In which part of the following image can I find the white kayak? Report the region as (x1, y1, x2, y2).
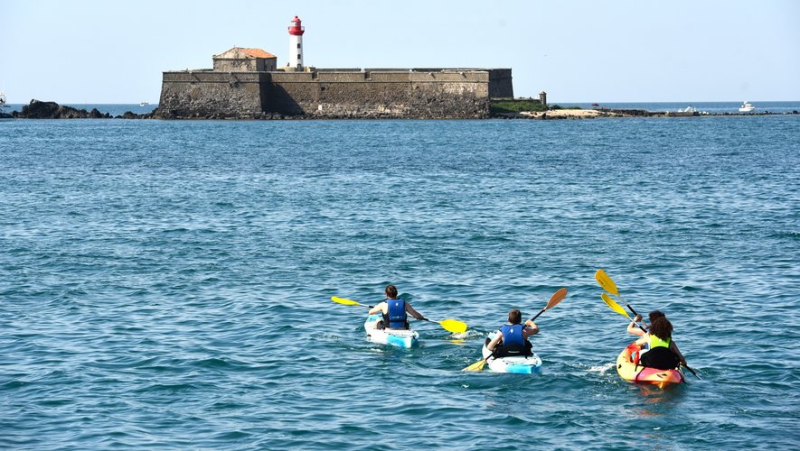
(364, 314, 419, 348)
(481, 331, 542, 374)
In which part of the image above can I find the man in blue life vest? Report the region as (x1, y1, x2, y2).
(367, 285, 427, 330)
(486, 309, 538, 357)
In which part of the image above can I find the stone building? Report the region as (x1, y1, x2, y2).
(212, 47, 277, 72)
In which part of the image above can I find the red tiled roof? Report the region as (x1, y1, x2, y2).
(215, 47, 277, 59)
(240, 48, 276, 59)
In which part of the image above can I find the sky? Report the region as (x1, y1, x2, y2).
(1, 0, 798, 104)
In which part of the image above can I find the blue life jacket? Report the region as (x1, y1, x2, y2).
(387, 299, 408, 329)
(496, 324, 532, 357)
(500, 324, 526, 347)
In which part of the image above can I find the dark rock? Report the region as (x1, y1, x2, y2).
(88, 108, 111, 118)
(16, 100, 59, 118)
(14, 99, 112, 119)
(117, 111, 148, 119)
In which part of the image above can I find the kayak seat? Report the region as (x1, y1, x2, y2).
(639, 347, 680, 370)
(485, 336, 533, 357)
(495, 342, 533, 358)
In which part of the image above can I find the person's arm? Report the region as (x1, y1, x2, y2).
(405, 303, 426, 321)
(635, 335, 648, 345)
(671, 341, 687, 367)
(523, 320, 539, 338)
(627, 314, 646, 336)
(487, 333, 503, 352)
(368, 302, 386, 316)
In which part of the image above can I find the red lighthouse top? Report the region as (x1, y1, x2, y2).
(288, 16, 305, 36)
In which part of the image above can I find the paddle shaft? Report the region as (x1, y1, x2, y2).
(631, 317, 648, 333)
(614, 298, 648, 334)
(618, 294, 640, 318)
(530, 308, 547, 322)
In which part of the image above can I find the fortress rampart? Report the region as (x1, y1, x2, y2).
(155, 68, 513, 119)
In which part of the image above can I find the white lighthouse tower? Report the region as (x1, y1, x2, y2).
(288, 16, 305, 70)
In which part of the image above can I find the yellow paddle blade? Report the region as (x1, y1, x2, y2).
(595, 269, 620, 296)
(462, 358, 487, 372)
(438, 319, 468, 334)
(601, 293, 630, 318)
(331, 296, 364, 307)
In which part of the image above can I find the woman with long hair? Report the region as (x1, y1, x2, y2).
(634, 316, 687, 370)
(627, 310, 666, 337)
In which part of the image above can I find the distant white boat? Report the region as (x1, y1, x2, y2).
(140, 101, 150, 107)
(679, 105, 698, 113)
(739, 101, 755, 113)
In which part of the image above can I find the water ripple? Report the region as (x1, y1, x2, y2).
(0, 117, 798, 449)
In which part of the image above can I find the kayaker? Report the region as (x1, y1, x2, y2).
(634, 316, 687, 370)
(486, 309, 538, 357)
(627, 310, 666, 337)
(368, 284, 427, 330)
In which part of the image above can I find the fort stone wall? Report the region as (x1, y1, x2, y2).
(488, 69, 514, 98)
(154, 68, 512, 119)
(265, 70, 494, 118)
(156, 71, 268, 119)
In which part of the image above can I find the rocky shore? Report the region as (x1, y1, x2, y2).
(8, 100, 152, 119)
(4, 100, 797, 120)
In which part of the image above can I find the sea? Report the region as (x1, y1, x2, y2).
(1, 102, 798, 450)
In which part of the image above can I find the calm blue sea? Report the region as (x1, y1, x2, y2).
(1, 111, 799, 449)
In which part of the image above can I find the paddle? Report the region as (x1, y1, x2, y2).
(463, 288, 568, 372)
(421, 318, 468, 334)
(331, 296, 372, 309)
(601, 293, 647, 333)
(595, 269, 640, 318)
(682, 363, 700, 378)
(330, 296, 468, 334)
(595, 273, 700, 379)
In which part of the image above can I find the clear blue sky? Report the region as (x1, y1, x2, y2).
(1, 0, 798, 104)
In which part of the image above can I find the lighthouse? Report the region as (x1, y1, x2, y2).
(288, 16, 305, 70)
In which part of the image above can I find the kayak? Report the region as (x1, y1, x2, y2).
(481, 332, 542, 374)
(616, 342, 685, 388)
(364, 314, 419, 348)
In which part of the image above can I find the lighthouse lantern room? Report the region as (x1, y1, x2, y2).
(288, 16, 305, 70)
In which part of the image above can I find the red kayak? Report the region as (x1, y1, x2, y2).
(616, 342, 686, 388)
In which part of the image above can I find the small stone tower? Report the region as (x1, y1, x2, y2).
(288, 16, 305, 70)
(539, 91, 547, 108)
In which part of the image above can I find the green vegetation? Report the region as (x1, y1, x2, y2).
(490, 99, 582, 114)
(490, 99, 545, 114)
(548, 105, 582, 110)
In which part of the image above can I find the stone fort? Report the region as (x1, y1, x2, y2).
(154, 17, 513, 119)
